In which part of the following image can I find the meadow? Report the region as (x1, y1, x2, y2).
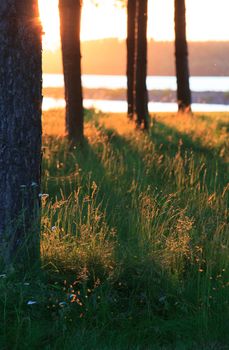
(0, 110, 228, 349)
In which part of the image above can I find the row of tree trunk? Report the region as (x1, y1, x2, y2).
(59, 0, 192, 137)
(59, 0, 83, 143)
(127, 0, 191, 130)
(0, 0, 192, 270)
(127, 0, 149, 130)
(174, 0, 192, 112)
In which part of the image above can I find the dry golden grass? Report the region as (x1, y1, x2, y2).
(154, 112, 229, 149)
(42, 109, 66, 136)
(43, 109, 229, 140)
(42, 110, 228, 166)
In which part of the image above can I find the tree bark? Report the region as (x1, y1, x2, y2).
(135, 0, 149, 130)
(59, 0, 84, 143)
(127, 0, 137, 120)
(174, 0, 192, 112)
(0, 0, 42, 270)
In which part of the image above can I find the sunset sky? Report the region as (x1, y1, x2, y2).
(38, 0, 229, 51)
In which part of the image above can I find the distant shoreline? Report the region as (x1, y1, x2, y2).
(43, 87, 229, 106)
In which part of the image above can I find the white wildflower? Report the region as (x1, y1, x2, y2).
(27, 300, 37, 305)
(38, 193, 49, 199)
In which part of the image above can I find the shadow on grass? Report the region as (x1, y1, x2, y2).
(38, 119, 229, 348)
(99, 121, 227, 193)
(42, 117, 227, 259)
(152, 120, 228, 188)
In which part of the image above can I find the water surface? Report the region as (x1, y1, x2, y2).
(43, 74, 229, 92)
(43, 97, 229, 113)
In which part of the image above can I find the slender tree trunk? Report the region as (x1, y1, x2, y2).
(174, 0, 192, 112)
(135, 0, 149, 130)
(0, 0, 42, 270)
(59, 0, 84, 143)
(127, 0, 137, 119)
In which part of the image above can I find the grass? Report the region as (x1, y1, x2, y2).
(0, 110, 228, 349)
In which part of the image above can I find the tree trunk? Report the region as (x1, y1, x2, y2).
(59, 0, 84, 143)
(127, 0, 137, 120)
(174, 0, 192, 112)
(0, 0, 42, 270)
(135, 0, 149, 130)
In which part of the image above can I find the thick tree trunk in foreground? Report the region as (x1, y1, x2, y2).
(174, 0, 192, 112)
(0, 0, 42, 269)
(59, 0, 84, 143)
(127, 0, 137, 119)
(135, 0, 149, 130)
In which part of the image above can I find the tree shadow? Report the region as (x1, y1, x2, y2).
(42, 136, 181, 325)
(98, 123, 227, 196)
(150, 120, 228, 190)
(40, 121, 229, 345)
(42, 118, 227, 251)
(93, 121, 228, 252)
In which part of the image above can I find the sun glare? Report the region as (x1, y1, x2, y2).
(38, 0, 126, 50)
(38, 0, 60, 51)
(38, 0, 229, 51)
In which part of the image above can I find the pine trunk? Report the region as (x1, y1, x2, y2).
(174, 0, 192, 112)
(0, 0, 42, 269)
(59, 0, 84, 143)
(127, 0, 137, 119)
(135, 0, 149, 130)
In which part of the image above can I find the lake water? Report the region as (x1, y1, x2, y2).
(43, 74, 229, 92)
(43, 74, 229, 112)
(43, 97, 229, 113)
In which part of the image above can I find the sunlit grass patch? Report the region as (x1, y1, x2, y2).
(1, 110, 228, 349)
(41, 189, 116, 279)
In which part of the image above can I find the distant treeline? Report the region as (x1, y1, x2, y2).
(43, 39, 229, 76)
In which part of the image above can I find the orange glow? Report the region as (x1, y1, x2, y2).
(38, 0, 126, 50)
(38, 0, 60, 51)
(38, 0, 229, 51)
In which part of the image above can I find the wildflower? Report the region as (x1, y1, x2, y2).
(69, 294, 77, 302)
(159, 295, 167, 303)
(27, 300, 37, 305)
(51, 226, 57, 231)
(76, 299, 83, 306)
(59, 301, 67, 307)
(39, 193, 49, 199)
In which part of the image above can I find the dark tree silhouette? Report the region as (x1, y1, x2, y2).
(135, 0, 149, 129)
(59, 0, 84, 142)
(174, 0, 192, 112)
(0, 0, 42, 269)
(127, 0, 137, 119)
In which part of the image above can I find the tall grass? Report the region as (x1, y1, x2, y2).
(0, 111, 228, 349)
